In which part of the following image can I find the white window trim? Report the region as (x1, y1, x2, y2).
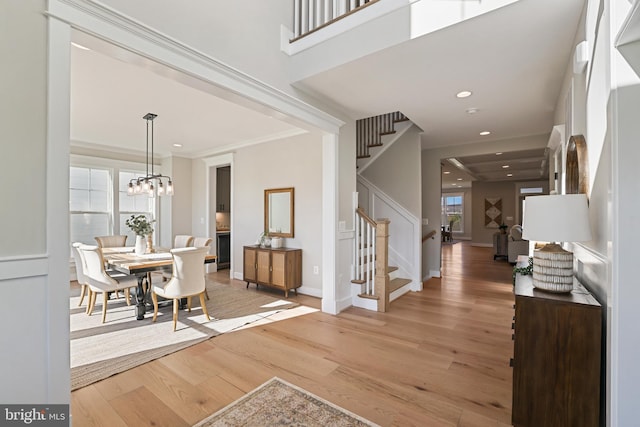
(442, 191, 465, 234)
(70, 154, 158, 237)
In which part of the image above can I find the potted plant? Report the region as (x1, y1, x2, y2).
(125, 214, 155, 255)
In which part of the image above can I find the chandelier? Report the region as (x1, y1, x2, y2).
(127, 113, 174, 197)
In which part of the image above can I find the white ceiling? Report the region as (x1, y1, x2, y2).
(70, 44, 305, 159)
(70, 0, 585, 179)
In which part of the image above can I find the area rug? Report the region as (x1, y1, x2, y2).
(70, 281, 299, 390)
(194, 377, 379, 427)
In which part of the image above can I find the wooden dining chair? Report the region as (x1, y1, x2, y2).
(151, 246, 211, 331)
(79, 245, 138, 323)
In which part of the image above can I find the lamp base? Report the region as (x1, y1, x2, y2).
(532, 244, 574, 293)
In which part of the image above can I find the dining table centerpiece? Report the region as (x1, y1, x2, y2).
(125, 214, 156, 255)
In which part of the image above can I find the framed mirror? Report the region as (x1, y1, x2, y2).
(264, 187, 294, 238)
(566, 135, 589, 196)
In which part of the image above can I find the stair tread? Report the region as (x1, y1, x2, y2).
(358, 293, 379, 300)
(389, 277, 411, 293)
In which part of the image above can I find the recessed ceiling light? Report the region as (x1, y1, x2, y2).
(457, 178, 463, 181)
(496, 152, 503, 155)
(443, 171, 451, 174)
(71, 42, 90, 50)
(451, 183, 457, 186)
(456, 90, 472, 98)
(466, 108, 479, 114)
(480, 131, 491, 136)
(172, 143, 183, 148)
(507, 173, 513, 177)
(502, 165, 510, 169)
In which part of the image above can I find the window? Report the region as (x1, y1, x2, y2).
(118, 170, 154, 244)
(69, 163, 155, 246)
(441, 193, 464, 233)
(70, 166, 110, 245)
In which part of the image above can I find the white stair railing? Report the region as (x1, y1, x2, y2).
(292, 0, 377, 40)
(354, 207, 376, 296)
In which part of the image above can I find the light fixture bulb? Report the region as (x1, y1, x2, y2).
(134, 181, 142, 194)
(148, 183, 155, 198)
(142, 180, 150, 192)
(157, 180, 164, 195)
(127, 182, 134, 195)
(166, 180, 174, 196)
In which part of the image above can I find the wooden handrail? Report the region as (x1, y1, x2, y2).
(422, 230, 436, 242)
(356, 207, 377, 228)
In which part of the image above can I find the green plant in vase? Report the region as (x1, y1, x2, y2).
(126, 214, 155, 254)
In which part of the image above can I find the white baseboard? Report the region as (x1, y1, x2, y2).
(297, 286, 322, 298)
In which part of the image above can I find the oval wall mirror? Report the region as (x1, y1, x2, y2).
(264, 187, 294, 238)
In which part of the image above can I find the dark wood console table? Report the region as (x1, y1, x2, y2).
(512, 272, 602, 426)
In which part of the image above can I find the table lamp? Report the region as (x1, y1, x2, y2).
(522, 193, 592, 293)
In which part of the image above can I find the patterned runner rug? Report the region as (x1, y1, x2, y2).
(194, 377, 379, 427)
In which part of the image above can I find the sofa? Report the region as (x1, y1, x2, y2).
(508, 225, 530, 263)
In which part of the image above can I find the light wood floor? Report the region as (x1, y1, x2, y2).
(71, 242, 515, 426)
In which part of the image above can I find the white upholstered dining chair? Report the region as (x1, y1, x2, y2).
(79, 244, 138, 323)
(95, 235, 128, 248)
(71, 242, 90, 307)
(191, 237, 213, 248)
(162, 235, 196, 282)
(173, 235, 194, 248)
(151, 246, 211, 331)
(191, 237, 213, 299)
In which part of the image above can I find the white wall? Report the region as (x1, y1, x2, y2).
(99, 0, 296, 98)
(471, 181, 517, 245)
(231, 132, 324, 296)
(360, 125, 422, 217)
(548, 0, 640, 424)
(0, 0, 70, 404)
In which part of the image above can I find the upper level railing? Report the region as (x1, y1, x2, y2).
(291, 0, 379, 41)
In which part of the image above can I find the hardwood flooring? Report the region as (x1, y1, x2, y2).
(70, 242, 515, 426)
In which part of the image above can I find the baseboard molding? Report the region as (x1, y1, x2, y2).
(297, 286, 322, 299)
(470, 243, 493, 248)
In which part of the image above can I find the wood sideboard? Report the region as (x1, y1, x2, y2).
(512, 273, 602, 427)
(243, 245, 302, 297)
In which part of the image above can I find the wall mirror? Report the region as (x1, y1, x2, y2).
(566, 134, 589, 196)
(264, 187, 294, 238)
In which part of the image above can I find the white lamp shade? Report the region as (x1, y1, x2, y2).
(522, 194, 592, 243)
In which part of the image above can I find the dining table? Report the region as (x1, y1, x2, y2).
(102, 247, 216, 320)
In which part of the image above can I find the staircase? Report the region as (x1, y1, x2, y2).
(356, 111, 409, 170)
(352, 208, 412, 312)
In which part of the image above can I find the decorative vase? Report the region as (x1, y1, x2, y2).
(135, 235, 146, 255)
(146, 234, 154, 253)
(271, 237, 282, 249)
